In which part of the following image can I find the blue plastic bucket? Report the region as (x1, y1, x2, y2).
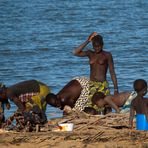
(136, 114, 148, 130)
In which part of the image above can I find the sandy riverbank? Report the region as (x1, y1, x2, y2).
(0, 112, 148, 148)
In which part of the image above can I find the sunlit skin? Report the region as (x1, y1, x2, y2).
(73, 32, 118, 95)
(46, 79, 131, 114)
(93, 92, 131, 113)
(93, 41, 102, 54)
(129, 79, 148, 129)
(95, 99, 106, 108)
(46, 80, 82, 110)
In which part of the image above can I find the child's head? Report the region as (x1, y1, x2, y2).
(133, 79, 147, 96)
(92, 92, 106, 107)
(83, 107, 98, 115)
(46, 93, 61, 108)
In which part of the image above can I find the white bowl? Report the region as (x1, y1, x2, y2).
(58, 123, 74, 131)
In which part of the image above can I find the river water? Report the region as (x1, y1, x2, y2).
(0, 0, 148, 119)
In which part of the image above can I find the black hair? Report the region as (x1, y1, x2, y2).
(91, 92, 105, 105)
(83, 107, 98, 115)
(133, 79, 147, 93)
(92, 35, 104, 47)
(46, 93, 59, 107)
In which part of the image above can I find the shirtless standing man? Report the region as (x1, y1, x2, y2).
(73, 32, 119, 111)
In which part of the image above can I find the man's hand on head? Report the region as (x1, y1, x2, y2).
(88, 32, 97, 42)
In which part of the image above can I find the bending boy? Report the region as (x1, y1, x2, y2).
(91, 91, 137, 113)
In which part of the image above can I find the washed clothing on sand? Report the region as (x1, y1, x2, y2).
(4, 106, 47, 132)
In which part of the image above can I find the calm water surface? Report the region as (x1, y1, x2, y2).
(0, 0, 148, 119)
